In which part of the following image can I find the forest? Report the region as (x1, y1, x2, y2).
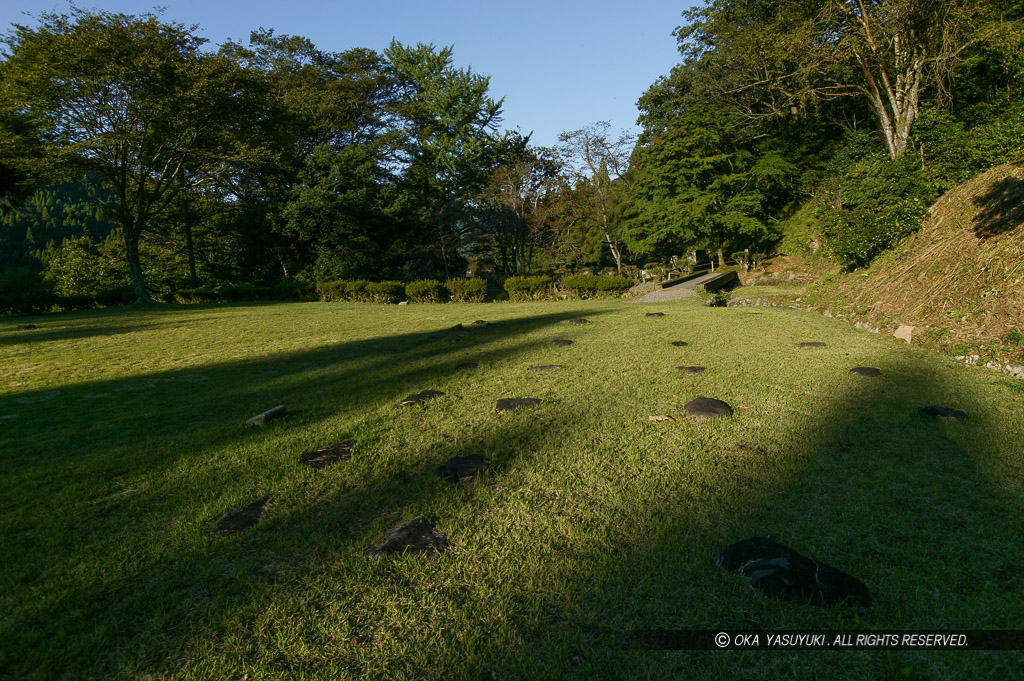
(1, 1, 1023, 312)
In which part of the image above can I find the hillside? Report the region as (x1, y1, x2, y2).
(809, 161, 1024, 366)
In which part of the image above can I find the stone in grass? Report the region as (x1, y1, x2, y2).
(649, 415, 675, 422)
(670, 341, 689, 347)
(560, 318, 591, 325)
(367, 516, 448, 558)
(676, 366, 706, 374)
(646, 312, 665, 317)
(681, 397, 733, 419)
(528, 365, 561, 371)
(456, 362, 479, 370)
(798, 342, 827, 348)
(448, 323, 464, 332)
(471, 320, 488, 326)
(212, 494, 272, 535)
(395, 390, 445, 408)
(918, 405, 967, 420)
(715, 536, 876, 611)
(300, 439, 355, 469)
(552, 339, 573, 346)
(247, 405, 286, 426)
(850, 367, 882, 377)
(496, 397, 542, 411)
(17, 324, 38, 330)
(435, 454, 489, 483)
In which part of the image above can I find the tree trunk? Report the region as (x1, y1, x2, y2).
(717, 245, 725, 269)
(123, 228, 152, 303)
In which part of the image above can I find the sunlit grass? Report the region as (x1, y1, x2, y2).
(1, 299, 1022, 680)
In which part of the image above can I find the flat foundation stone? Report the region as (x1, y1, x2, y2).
(798, 342, 827, 348)
(918, 405, 967, 419)
(435, 454, 489, 483)
(496, 398, 542, 411)
(300, 439, 355, 469)
(367, 516, 448, 558)
(213, 494, 272, 535)
(552, 339, 573, 346)
(395, 390, 445, 408)
(715, 537, 876, 610)
(247, 405, 286, 426)
(16, 324, 38, 330)
(560, 318, 591, 325)
(648, 415, 675, 422)
(471, 320, 488, 325)
(528, 365, 561, 371)
(646, 312, 665, 317)
(681, 397, 733, 419)
(676, 366, 706, 374)
(456, 362, 480, 370)
(850, 367, 882, 376)
(670, 341, 689, 347)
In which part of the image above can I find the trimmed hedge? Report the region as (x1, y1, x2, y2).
(316, 280, 346, 302)
(366, 281, 405, 304)
(405, 279, 447, 303)
(446, 278, 486, 302)
(561, 273, 633, 297)
(505, 275, 552, 301)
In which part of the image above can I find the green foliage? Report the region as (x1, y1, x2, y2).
(218, 283, 262, 302)
(504, 275, 552, 301)
(346, 280, 372, 302)
(1002, 327, 1024, 349)
(405, 279, 447, 303)
(58, 294, 95, 311)
(0, 268, 55, 315)
(561, 273, 633, 298)
(817, 151, 933, 268)
(94, 286, 135, 308)
(365, 281, 405, 304)
(40, 234, 129, 297)
(445, 278, 486, 302)
(172, 288, 220, 304)
(316, 280, 347, 302)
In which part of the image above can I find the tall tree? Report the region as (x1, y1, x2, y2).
(2, 8, 266, 301)
(385, 41, 504, 278)
(557, 122, 635, 272)
(678, 0, 1000, 158)
(477, 138, 561, 275)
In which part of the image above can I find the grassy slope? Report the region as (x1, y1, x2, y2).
(1, 300, 1022, 680)
(807, 162, 1024, 364)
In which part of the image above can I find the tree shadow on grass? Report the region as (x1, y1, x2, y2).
(972, 174, 1024, 238)
(493, 355, 1024, 680)
(0, 305, 618, 678)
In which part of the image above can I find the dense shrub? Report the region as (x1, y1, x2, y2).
(58, 293, 94, 311)
(405, 279, 447, 303)
(346, 280, 372, 302)
(366, 281, 405, 304)
(504, 275, 552, 301)
(0, 268, 55, 315)
(95, 286, 135, 307)
(272, 280, 316, 301)
(446, 277, 486, 302)
(218, 283, 261, 301)
(817, 148, 933, 268)
(173, 287, 220, 304)
(316, 280, 347, 302)
(562, 273, 599, 296)
(594, 275, 633, 293)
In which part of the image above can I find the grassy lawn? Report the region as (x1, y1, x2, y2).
(2, 299, 1022, 680)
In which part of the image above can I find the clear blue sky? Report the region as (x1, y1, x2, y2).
(1, 1, 694, 148)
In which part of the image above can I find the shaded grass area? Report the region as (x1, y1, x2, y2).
(1, 300, 1022, 680)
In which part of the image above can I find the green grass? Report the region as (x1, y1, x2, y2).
(2, 299, 1023, 680)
